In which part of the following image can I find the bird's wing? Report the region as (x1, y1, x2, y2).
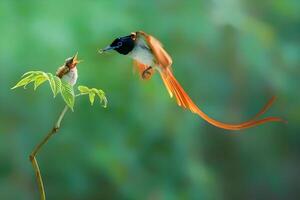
(137, 31, 284, 130)
(133, 60, 155, 80)
(137, 31, 172, 68)
(56, 65, 69, 78)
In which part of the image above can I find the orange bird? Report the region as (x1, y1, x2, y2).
(100, 31, 284, 130)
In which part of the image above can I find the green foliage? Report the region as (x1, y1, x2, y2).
(12, 71, 107, 110)
(3, 1, 299, 199)
(47, 73, 61, 97)
(61, 80, 75, 111)
(78, 86, 108, 107)
(12, 71, 45, 90)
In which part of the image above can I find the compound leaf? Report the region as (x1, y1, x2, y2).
(61, 80, 75, 110)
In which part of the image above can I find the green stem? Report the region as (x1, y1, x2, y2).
(29, 105, 68, 200)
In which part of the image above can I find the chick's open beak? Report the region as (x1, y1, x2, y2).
(72, 52, 83, 65)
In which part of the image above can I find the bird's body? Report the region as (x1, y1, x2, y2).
(129, 37, 154, 67)
(101, 31, 283, 131)
(56, 53, 80, 86)
(61, 67, 78, 86)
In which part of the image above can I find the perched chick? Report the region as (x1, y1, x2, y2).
(56, 53, 80, 86)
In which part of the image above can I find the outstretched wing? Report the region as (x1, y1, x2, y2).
(137, 31, 173, 68)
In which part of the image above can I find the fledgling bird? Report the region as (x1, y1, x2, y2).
(56, 53, 80, 86)
(100, 31, 284, 130)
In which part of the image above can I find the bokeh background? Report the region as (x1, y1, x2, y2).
(0, 0, 299, 199)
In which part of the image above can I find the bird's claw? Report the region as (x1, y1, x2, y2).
(142, 67, 152, 79)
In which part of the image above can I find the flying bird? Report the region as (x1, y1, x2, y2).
(100, 31, 283, 130)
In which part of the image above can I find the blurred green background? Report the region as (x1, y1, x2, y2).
(0, 0, 299, 199)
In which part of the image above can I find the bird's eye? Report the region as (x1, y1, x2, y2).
(131, 33, 136, 40)
(117, 42, 123, 47)
(65, 58, 73, 65)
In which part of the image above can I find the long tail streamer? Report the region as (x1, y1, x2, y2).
(160, 68, 283, 130)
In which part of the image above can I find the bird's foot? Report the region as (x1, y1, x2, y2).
(142, 66, 153, 79)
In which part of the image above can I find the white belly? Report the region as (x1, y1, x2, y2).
(129, 45, 154, 66)
(62, 68, 78, 86)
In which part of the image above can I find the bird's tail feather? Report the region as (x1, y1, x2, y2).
(159, 68, 284, 131)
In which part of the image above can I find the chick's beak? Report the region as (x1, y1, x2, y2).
(72, 52, 83, 65)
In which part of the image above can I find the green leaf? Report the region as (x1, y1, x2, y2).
(47, 73, 57, 97)
(46, 73, 62, 97)
(12, 71, 50, 90)
(89, 92, 95, 105)
(11, 74, 35, 89)
(34, 75, 48, 90)
(12, 70, 79, 110)
(101, 93, 108, 108)
(21, 71, 43, 77)
(93, 88, 108, 108)
(53, 76, 62, 96)
(76, 85, 107, 107)
(61, 80, 75, 110)
(78, 85, 90, 94)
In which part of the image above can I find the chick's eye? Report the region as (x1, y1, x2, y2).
(117, 42, 123, 47)
(65, 58, 72, 64)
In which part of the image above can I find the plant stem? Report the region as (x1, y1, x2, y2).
(29, 105, 69, 200)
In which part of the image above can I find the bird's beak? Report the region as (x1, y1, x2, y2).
(72, 52, 82, 65)
(98, 45, 116, 54)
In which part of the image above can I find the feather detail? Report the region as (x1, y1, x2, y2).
(134, 30, 284, 130)
(137, 31, 172, 68)
(56, 65, 69, 78)
(133, 60, 154, 80)
(159, 67, 283, 130)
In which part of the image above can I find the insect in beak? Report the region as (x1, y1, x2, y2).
(98, 42, 123, 54)
(99, 46, 114, 53)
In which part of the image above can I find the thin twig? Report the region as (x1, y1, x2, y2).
(29, 105, 69, 200)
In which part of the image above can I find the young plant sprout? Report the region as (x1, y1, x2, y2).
(11, 53, 107, 200)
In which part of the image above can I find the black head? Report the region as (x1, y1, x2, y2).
(101, 33, 136, 55)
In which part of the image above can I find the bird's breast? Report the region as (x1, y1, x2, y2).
(129, 45, 154, 66)
(62, 68, 78, 86)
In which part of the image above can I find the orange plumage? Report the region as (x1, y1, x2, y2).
(136, 31, 284, 130)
